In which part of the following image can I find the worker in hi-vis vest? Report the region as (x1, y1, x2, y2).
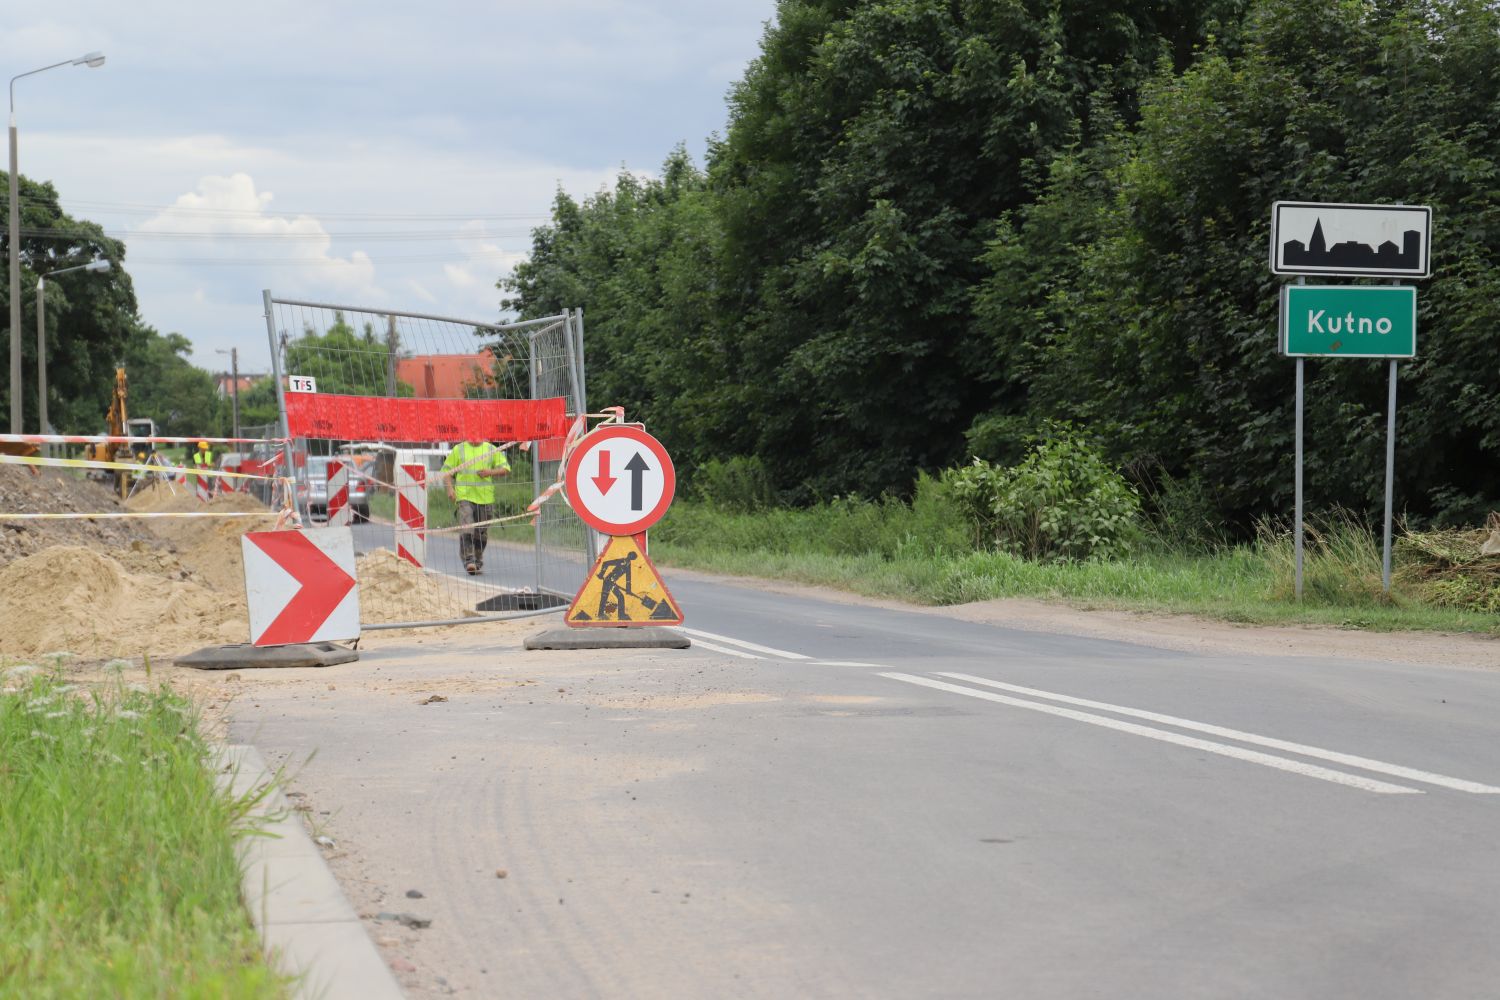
(192, 440, 214, 468)
(442, 439, 510, 574)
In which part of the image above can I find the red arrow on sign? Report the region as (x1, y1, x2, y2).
(246, 530, 357, 646)
(592, 450, 617, 495)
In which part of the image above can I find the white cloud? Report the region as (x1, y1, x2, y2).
(5, 0, 775, 372)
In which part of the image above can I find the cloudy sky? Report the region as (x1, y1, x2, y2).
(5, 0, 775, 373)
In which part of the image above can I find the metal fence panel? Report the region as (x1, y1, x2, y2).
(262, 293, 589, 628)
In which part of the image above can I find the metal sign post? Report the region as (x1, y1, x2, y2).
(1383, 358, 1397, 592)
(1273, 203, 1426, 601)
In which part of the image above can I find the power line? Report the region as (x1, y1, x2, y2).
(16, 193, 553, 223)
(18, 226, 536, 242)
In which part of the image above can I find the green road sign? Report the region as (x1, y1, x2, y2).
(1279, 285, 1416, 358)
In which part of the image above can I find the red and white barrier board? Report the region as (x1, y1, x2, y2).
(194, 472, 212, 503)
(242, 527, 359, 646)
(326, 459, 351, 526)
(395, 463, 427, 567)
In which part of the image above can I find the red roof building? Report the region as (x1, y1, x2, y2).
(395, 352, 498, 399)
(216, 373, 265, 397)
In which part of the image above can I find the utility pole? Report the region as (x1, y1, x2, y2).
(230, 347, 241, 440)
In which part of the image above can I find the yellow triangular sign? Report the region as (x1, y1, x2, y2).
(566, 534, 684, 627)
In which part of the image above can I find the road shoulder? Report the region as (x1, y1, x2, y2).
(660, 565, 1500, 670)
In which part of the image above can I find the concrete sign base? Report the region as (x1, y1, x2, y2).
(525, 627, 690, 651)
(176, 642, 359, 670)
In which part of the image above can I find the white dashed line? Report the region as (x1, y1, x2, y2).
(679, 628, 810, 660)
(688, 638, 765, 660)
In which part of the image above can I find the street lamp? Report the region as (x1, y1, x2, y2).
(215, 347, 241, 440)
(9, 51, 106, 433)
(36, 258, 110, 438)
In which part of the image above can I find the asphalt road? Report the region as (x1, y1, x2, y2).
(229, 568, 1500, 999)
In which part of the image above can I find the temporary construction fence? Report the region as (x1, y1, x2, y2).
(262, 291, 596, 629)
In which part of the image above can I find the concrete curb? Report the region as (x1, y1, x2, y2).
(217, 745, 405, 1000)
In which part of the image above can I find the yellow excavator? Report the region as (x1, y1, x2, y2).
(87, 368, 157, 498)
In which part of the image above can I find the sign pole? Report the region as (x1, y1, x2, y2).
(1295, 355, 1304, 601)
(1294, 276, 1305, 601)
(1382, 358, 1397, 593)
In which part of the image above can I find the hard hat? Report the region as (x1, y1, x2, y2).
(198, 440, 209, 449)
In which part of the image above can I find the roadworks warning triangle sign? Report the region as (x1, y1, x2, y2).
(566, 534, 684, 627)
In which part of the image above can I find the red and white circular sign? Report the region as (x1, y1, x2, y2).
(564, 425, 676, 535)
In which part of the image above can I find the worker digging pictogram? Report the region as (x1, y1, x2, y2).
(566, 534, 683, 626)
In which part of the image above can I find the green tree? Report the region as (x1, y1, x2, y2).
(977, 0, 1500, 526)
(504, 149, 736, 473)
(1, 171, 137, 432)
(121, 327, 222, 437)
(706, 0, 1243, 498)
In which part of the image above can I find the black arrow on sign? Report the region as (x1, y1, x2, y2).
(624, 452, 650, 510)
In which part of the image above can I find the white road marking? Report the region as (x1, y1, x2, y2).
(939, 672, 1500, 795)
(679, 628, 811, 660)
(688, 638, 765, 660)
(811, 661, 883, 667)
(882, 673, 1421, 795)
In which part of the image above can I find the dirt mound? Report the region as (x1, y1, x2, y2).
(0, 467, 157, 568)
(0, 546, 244, 661)
(358, 548, 478, 625)
(127, 489, 278, 592)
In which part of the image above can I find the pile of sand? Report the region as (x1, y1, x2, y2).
(357, 548, 477, 625)
(129, 489, 278, 592)
(0, 546, 245, 660)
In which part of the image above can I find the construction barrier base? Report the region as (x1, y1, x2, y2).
(523, 627, 690, 651)
(175, 642, 359, 670)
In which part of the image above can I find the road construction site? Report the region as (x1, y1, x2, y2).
(10, 461, 1500, 999)
(0, 464, 475, 662)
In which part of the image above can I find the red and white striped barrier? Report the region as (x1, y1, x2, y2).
(395, 463, 427, 567)
(325, 459, 352, 526)
(194, 471, 213, 503)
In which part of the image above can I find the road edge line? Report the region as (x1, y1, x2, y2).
(936, 672, 1500, 794)
(217, 745, 406, 1000)
(880, 673, 1422, 795)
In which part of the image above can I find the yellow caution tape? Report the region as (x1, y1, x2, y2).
(0, 511, 283, 521)
(0, 452, 279, 481)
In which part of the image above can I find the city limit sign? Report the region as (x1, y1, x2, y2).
(1271, 202, 1431, 278)
(1279, 285, 1416, 358)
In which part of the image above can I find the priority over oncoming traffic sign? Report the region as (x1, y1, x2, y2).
(564, 425, 676, 535)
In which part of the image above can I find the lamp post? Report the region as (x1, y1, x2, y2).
(36, 258, 110, 438)
(215, 347, 241, 440)
(9, 51, 106, 433)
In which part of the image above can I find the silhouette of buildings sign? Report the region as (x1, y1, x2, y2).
(1270, 202, 1431, 278)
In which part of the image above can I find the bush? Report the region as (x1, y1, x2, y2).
(945, 433, 1142, 562)
(691, 455, 775, 512)
(1138, 466, 1230, 552)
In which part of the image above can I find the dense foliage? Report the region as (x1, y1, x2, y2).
(507, 0, 1500, 528)
(0, 172, 137, 433)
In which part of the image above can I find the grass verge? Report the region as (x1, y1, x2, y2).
(651, 500, 1500, 635)
(0, 663, 284, 998)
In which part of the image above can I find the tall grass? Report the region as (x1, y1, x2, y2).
(0, 665, 283, 998)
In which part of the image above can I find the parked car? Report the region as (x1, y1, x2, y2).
(304, 455, 371, 522)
